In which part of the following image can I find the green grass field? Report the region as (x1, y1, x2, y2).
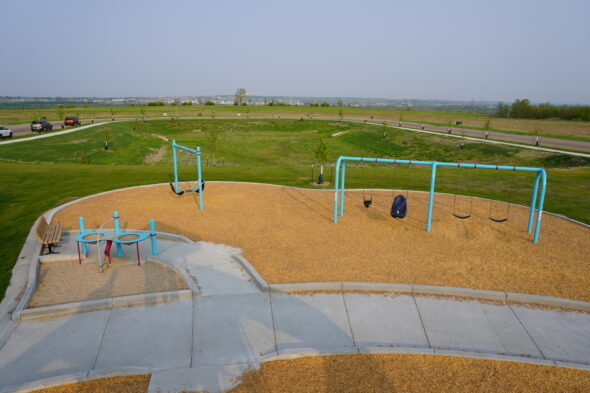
(1, 105, 590, 139)
(0, 118, 589, 300)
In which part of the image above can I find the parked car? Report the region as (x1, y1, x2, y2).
(0, 126, 13, 138)
(64, 116, 81, 126)
(31, 120, 53, 132)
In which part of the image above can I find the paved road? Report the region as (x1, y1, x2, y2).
(5, 120, 98, 137)
(3, 117, 590, 154)
(0, 238, 588, 393)
(392, 120, 590, 153)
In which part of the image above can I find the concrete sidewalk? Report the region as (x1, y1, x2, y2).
(0, 239, 588, 393)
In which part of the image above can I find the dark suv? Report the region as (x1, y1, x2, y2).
(64, 116, 81, 126)
(31, 120, 53, 132)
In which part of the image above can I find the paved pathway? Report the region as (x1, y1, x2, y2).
(392, 120, 590, 153)
(0, 238, 588, 393)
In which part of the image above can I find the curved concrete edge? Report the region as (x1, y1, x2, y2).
(231, 243, 590, 312)
(0, 367, 152, 393)
(232, 255, 269, 292)
(0, 319, 17, 351)
(3, 348, 588, 393)
(147, 256, 199, 294)
(5, 225, 195, 321)
(15, 290, 192, 320)
(6, 215, 45, 321)
(260, 346, 590, 370)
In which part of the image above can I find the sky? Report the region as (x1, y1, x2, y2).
(1, 0, 589, 104)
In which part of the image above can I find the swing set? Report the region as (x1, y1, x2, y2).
(333, 156, 547, 243)
(169, 140, 204, 211)
(361, 158, 409, 218)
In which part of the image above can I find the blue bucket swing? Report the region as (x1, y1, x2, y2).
(390, 159, 408, 219)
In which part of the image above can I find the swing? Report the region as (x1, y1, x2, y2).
(488, 165, 513, 223)
(390, 194, 407, 218)
(169, 141, 205, 197)
(362, 158, 377, 208)
(452, 162, 474, 219)
(169, 179, 205, 196)
(390, 160, 409, 218)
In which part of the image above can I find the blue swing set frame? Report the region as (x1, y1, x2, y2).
(171, 140, 204, 211)
(333, 156, 547, 243)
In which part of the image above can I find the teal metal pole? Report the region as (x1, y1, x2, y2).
(114, 211, 123, 257)
(339, 162, 346, 217)
(527, 171, 541, 233)
(333, 157, 341, 223)
(172, 140, 179, 193)
(150, 219, 157, 255)
(533, 169, 547, 243)
(197, 146, 203, 210)
(78, 216, 87, 254)
(426, 162, 437, 232)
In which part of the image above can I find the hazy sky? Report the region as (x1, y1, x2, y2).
(1, 0, 589, 104)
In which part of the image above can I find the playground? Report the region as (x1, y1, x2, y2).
(1, 132, 589, 393)
(51, 181, 589, 302)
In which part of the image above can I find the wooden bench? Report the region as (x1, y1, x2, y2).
(35, 217, 63, 255)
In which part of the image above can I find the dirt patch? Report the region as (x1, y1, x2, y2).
(29, 259, 187, 308)
(331, 131, 349, 137)
(143, 146, 167, 164)
(31, 375, 150, 393)
(150, 133, 169, 142)
(229, 354, 590, 393)
(54, 183, 590, 301)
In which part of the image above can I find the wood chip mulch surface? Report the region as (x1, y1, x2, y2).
(29, 355, 590, 393)
(31, 375, 149, 393)
(54, 183, 590, 301)
(229, 354, 590, 393)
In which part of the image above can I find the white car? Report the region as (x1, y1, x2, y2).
(0, 126, 12, 139)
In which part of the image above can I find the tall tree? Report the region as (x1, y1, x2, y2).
(234, 88, 247, 106)
(511, 98, 533, 118)
(496, 102, 510, 118)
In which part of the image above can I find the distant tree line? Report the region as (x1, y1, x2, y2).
(496, 99, 590, 121)
(267, 100, 290, 106)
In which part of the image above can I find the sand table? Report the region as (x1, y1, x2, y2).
(229, 354, 590, 393)
(54, 183, 590, 301)
(29, 259, 187, 308)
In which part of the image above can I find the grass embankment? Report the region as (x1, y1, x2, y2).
(1, 105, 589, 139)
(0, 119, 588, 300)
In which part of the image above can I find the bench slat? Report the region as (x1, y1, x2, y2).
(35, 217, 49, 242)
(48, 224, 62, 243)
(44, 226, 55, 244)
(37, 217, 62, 247)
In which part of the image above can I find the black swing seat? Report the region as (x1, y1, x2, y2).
(453, 213, 471, 219)
(489, 216, 508, 223)
(363, 199, 372, 208)
(169, 179, 205, 196)
(390, 195, 407, 218)
(169, 183, 185, 196)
